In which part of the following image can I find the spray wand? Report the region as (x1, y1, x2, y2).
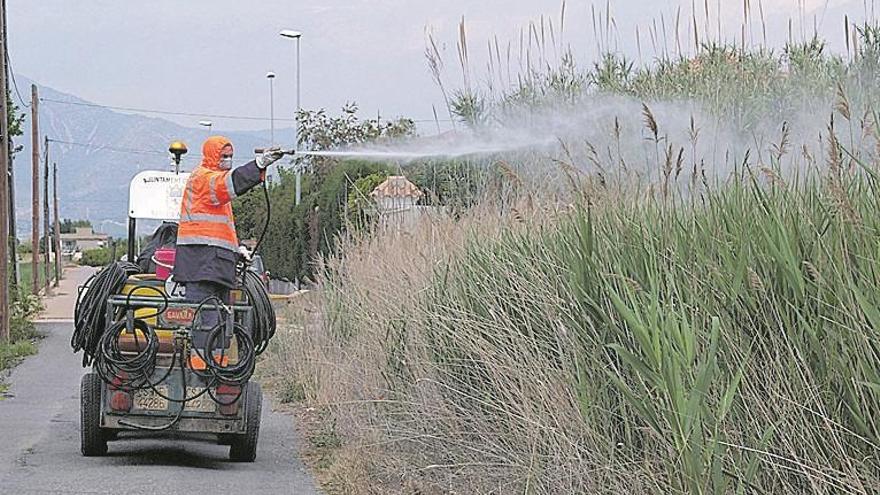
(254, 148, 296, 156)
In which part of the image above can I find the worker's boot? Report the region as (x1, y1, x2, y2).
(188, 349, 228, 370)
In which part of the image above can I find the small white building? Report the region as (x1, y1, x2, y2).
(370, 176, 426, 231)
(61, 227, 110, 254)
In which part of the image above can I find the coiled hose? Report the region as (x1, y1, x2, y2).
(189, 295, 257, 386)
(242, 270, 275, 355)
(73, 257, 274, 410)
(72, 261, 142, 366)
(95, 318, 160, 389)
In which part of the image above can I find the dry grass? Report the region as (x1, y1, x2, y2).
(255, 13, 880, 493)
(263, 202, 590, 493)
(260, 158, 880, 494)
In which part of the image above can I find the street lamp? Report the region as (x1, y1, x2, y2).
(266, 71, 276, 146)
(280, 29, 303, 206)
(198, 120, 213, 134)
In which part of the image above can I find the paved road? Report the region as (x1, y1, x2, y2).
(0, 267, 320, 494)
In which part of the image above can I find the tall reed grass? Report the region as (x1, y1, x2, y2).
(264, 8, 880, 494)
(272, 160, 880, 493)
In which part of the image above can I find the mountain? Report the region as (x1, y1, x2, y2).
(9, 76, 286, 238)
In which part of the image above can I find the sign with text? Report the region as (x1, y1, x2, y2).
(128, 171, 191, 220)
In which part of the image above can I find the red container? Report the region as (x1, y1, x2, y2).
(153, 247, 176, 280)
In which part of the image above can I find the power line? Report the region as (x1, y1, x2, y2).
(41, 97, 296, 122)
(46, 138, 252, 164)
(48, 138, 167, 156)
(6, 53, 28, 108)
(412, 118, 455, 123)
(63, 199, 127, 204)
(40, 96, 454, 124)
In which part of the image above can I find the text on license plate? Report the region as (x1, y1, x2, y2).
(133, 386, 169, 410)
(184, 389, 216, 412)
(131, 386, 216, 412)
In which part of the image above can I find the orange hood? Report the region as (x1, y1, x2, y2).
(200, 135, 233, 171)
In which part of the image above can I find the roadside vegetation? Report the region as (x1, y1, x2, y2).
(81, 247, 111, 267)
(258, 9, 880, 495)
(17, 262, 47, 294)
(1, 294, 42, 379)
(233, 104, 416, 284)
(1, 88, 41, 380)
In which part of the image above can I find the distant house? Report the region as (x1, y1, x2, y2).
(61, 227, 110, 253)
(371, 175, 423, 210)
(370, 176, 435, 231)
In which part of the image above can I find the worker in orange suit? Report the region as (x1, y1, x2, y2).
(173, 136, 284, 364)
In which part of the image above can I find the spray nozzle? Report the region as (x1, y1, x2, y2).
(254, 148, 296, 155)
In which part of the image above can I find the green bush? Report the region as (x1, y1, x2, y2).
(233, 104, 416, 282)
(0, 340, 37, 373)
(235, 161, 392, 282)
(1, 294, 42, 373)
(10, 294, 42, 341)
(81, 247, 111, 267)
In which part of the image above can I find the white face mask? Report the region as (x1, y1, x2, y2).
(219, 157, 233, 170)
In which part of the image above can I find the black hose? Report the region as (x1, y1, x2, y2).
(118, 348, 187, 431)
(231, 175, 275, 354)
(95, 319, 159, 390)
(242, 270, 275, 355)
(71, 189, 276, 424)
(72, 261, 141, 366)
(189, 295, 258, 385)
(253, 182, 271, 255)
(207, 322, 256, 384)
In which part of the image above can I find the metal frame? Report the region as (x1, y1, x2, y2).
(127, 217, 137, 263)
(107, 168, 259, 436)
(98, 293, 256, 434)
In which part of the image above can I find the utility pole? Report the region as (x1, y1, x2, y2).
(7, 141, 17, 292)
(30, 85, 38, 294)
(42, 137, 50, 292)
(0, 0, 11, 342)
(52, 163, 60, 286)
(1, 0, 12, 296)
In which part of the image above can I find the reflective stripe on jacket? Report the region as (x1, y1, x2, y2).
(177, 136, 239, 252)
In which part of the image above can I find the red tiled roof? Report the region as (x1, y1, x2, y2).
(370, 176, 422, 199)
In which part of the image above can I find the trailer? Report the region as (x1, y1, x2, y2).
(78, 142, 265, 462)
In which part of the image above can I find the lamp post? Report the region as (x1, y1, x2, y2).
(198, 120, 213, 135)
(266, 71, 276, 146)
(280, 29, 302, 206)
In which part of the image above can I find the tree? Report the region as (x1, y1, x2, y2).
(296, 102, 415, 179)
(60, 219, 92, 234)
(347, 172, 387, 229)
(234, 104, 415, 282)
(6, 91, 25, 294)
(7, 92, 23, 138)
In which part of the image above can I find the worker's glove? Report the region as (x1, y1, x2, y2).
(256, 147, 285, 169)
(238, 245, 253, 261)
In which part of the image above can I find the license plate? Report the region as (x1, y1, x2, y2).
(133, 386, 169, 411)
(184, 390, 216, 413)
(132, 386, 216, 413)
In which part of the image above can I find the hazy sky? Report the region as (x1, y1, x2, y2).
(8, 0, 873, 135)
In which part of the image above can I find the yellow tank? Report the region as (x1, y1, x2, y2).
(121, 276, 166, 327)
(115, 275, 242, 361)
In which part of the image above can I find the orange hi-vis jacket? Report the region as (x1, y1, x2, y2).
(177, 136, 240, 252)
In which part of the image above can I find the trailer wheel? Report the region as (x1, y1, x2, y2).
(229, 382, 262, 462)
(80, 373, 108, 457)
